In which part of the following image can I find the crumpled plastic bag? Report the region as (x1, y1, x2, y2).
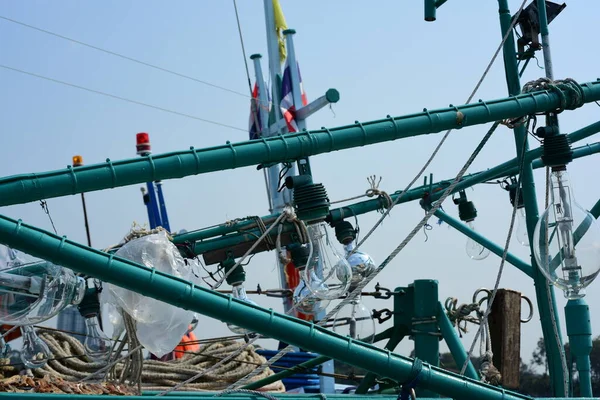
(104, 231, 199, 357)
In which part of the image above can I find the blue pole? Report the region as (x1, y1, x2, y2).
(146, 181, 161, 229)
(155, 181, 171, 232)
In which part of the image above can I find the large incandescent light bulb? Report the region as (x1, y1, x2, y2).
(453, 191, 490, 261)
(302, 223, 352, 300)
(289, 243, 330, 315)
(20, 325, 51, 369)
(226, 284, 258, 335)
(533, 168, 600, 299)
(332, 297, 375, 343)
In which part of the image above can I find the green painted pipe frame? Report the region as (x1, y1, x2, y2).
(0, 215, 533, 400)
(497, 0, 566, 395)
(178, 140, 600, 269)
(0, 81, 599, 207)
(171, 124, 600, 248)
(433, 208, 533, 277)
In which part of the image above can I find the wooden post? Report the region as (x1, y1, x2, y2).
(488, 289, 522, 390)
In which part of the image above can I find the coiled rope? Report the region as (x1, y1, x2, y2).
(30, 330, 284, 393)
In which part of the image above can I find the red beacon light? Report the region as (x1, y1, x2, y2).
(136, 132, 151, 156)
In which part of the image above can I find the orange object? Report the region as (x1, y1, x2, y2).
(1, 324, 22, 342)
(173, 325, 200, 359)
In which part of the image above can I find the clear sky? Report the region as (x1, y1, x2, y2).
(1, 0, 599, 372)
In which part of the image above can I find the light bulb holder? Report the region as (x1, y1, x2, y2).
(288, 243, 310, 269)
(453, 192, 478, 222)
(78, 287, 101, 318)
(333, 221, 356, 245)
(541, 134, 573, 168)
(507, 182, 525, 209)
(285, 176, 330, 223)
(221, 257, 246, 286)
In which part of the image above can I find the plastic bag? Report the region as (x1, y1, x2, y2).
(105, 231, 197, 357)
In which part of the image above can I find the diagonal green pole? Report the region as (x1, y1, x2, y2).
(497, 0, 567, 395)
(0, 215, 534, 400)
(0, 81, 599, 207)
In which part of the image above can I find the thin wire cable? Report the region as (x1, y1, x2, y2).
(0, 15, 252, 100)
(543, 165, 570, 395)
(0, 64, 247, 132)
(352, 0, 529, 255)
(459, 123, 528, 376)
(228, 0, 530, 388)
(230, 120, 503, 390)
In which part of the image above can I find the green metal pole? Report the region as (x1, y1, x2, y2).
(0, 216, 534, 400)
(0, 82, 599, 207)
(355, 329, 405, 394)
(564, 299, 593, 397)
(176, 142, 600, 261)
(436, 303, 479, 381)
(497, 0, 567, 395)
(432, 209, 533, 277)
(412, 280, 440, 398)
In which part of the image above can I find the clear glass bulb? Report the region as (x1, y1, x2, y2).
(344, 241, 376, 288)
(303, 223, 352, 300)
(332, 297, 375, 343)
(515, 207, 530, 246)
(533, 169, 600, 299)
(84, 315, 111, 362)
(465, 221, 491, 260)
(292, 277, 330, 315)
(0, 335, 11, 358)
(0, 258, 85, 325)
(20, 325, 50, 369)
(226, 285, 257, 335)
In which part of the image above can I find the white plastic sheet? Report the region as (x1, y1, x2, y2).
(105, 231, 198, 357)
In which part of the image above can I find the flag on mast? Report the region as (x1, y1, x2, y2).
(280, 59, 308, 133)
(248, 81, 271, 140)
(272, 0, 288, 63)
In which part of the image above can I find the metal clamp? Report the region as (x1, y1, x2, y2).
(372, 308, 393, 324)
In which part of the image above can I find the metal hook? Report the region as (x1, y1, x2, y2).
(472, 288, 492, 308)
(520, 294, 534, 323)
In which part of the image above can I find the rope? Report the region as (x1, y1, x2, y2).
(351, 0, 529, 255)
(522, 77, 585, 113)
(230, 118, 503, 391)
(29, 330, 284, 393)
(444, 297, 481, 337)
(459, 113, 530, 379)
(213, 209, 290, 289)
(543, 165, 570, 394)
(216, 388, 279, 400)
(329, 175, 393, 212)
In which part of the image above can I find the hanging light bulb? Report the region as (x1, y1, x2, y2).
(0, 335, 11, 359)
(226, 285, 258, 335)
(20, 325, 50, 369)
(533, 167, 600, 299)
(219, 257, 257, 335)
(505, 178, 529, 246)
(83, 315, 110, 361)
(83, 315, 111, 362)
(289, 243, 330, 315)
(302, 222, 352, 300)
(332, 297, 375, 343)
(0, 254, 86, 325)
(453, 191, 490, 261)
(78, 284, 111, 362)
(333, 220, 376, 288)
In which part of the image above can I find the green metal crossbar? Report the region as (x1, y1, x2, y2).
(0, 215, 532, 400)
(0, 80, 598, 207)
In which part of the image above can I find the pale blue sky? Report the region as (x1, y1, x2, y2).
(1, 0, 599, 368)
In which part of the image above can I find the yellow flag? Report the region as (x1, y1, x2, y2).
(273, 0, 288, 63)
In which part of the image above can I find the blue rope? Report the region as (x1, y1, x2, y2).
(398, 358, 423, 400)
